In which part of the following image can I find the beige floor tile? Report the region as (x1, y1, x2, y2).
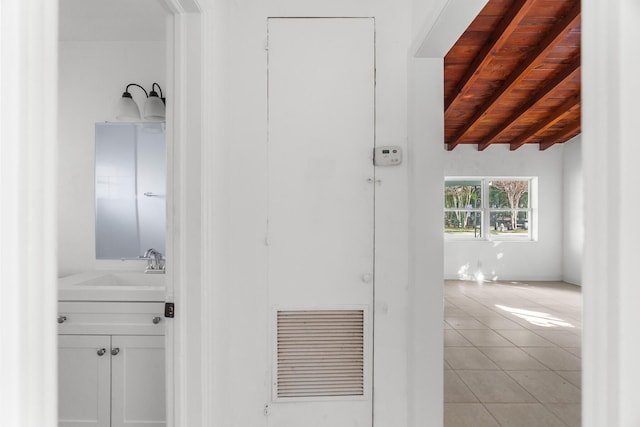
(507, 370, 581, 403)
(445, 330, 474, 347)
(444, 321, 453, 330)
(534, 329, 582, 347)
(445, 307, 472, 317)
(564, 318, 583, 328)
(444, 280, 582, 425)
(445, 348, 500, 370)
(556, 370, 581, 388)
(498, 308, 576, 329)
(444, 403, 500, 427)
(446, 297, 482, 308)
(488, 301, 547, 312)
(477, 347, 548, 370)
(512, 315, 579, 330)
(460, 307, 498, 317)
(564, 347, 582, 358)
(444, 371, 478, 403)
(456, 371, 536, 403)
(522, 347, 582, 371)
(503, 314, 543, 329)
(446, 317, 489, 330)
(474, 315, 524, 330)
(564, 324, 583, 335)
(458, 329, 514, 347)
(495, 329, 555, 347)
(485, 403, 567, 427)
(546, 403, 581, 427)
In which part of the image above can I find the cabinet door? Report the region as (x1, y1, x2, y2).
(111, 335, 166, 427)
(58, 335, 111, 427)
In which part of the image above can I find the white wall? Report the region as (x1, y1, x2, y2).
(562, 135, 583, 285)
(444, 144, 565, 281)
(407, 57, 445, 426)
(57, 41, 165, 276)
(407, 2, 486, 424)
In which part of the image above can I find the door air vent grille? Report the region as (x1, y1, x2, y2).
(276, 309, 365, 398)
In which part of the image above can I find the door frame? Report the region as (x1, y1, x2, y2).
(0, 1, 59, 424)
(160, 1, 204, 426)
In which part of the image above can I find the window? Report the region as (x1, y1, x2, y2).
(444, 178, 534, 241)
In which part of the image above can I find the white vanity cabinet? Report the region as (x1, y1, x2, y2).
(58, 302, 166, 427)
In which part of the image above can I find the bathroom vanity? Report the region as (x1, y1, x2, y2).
(57, 272, 167, 427)
(57, 121, 169, 426)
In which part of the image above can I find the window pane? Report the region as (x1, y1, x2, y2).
(445, 211, 482, 238)
(488, 180, 529, 209)
(490, 210, 529, 237)
(444, 180, 482, 209)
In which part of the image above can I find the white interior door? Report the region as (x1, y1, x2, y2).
(267, 17, 375, 427)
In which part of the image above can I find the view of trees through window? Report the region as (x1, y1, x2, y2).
(445, 178, 532, 240)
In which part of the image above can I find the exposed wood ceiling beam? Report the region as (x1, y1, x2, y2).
(509, 93, 580, 150)
(477, 55, 580, 151)
(444, 0, 536, 113)
(446, 1, 581, 151)
(539, 121, 581, 150)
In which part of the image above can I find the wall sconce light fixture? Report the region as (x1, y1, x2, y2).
(116, 82, 166, 122)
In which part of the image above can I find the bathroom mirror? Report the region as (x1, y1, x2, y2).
(95, 122, 166, 259)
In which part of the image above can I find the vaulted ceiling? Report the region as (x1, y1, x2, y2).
(444, 0, 581, 151)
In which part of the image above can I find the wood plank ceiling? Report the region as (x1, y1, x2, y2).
(444, 0, 581, 151)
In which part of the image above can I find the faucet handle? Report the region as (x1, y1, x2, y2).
(143, 248, 157, 258)
(143, 248, 166, 274)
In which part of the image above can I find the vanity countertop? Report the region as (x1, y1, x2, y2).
(58, 271, 166, 302)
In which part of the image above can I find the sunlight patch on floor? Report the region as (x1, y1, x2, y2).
(495, 304, 575, 328)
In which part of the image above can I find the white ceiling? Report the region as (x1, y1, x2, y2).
(59, 0, 168, 42)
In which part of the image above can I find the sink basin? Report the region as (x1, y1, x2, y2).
(72, 272, 165, 287)
(58, 271, 166, 301)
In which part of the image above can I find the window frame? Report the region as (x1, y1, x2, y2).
(444, 177, 536, 242)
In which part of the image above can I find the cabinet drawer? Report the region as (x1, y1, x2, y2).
(58, 302, 166, 335)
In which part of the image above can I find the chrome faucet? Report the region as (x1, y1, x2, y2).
(142, 248, 165, 274)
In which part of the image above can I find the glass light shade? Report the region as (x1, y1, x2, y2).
(144, 95, 165, 121)
(116, 96, 141, 121)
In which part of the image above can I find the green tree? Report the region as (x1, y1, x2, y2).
(491, 180, 528, 230)
(445, 184, 479, 229)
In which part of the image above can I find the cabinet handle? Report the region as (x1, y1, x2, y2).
(57, 316, 67, 324)
(97, 348, 106, 356)
(152, 316, 162, 324)
(111, 348, 120, 356)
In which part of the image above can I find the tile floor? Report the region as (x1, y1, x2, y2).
(444, 280, 582, 427)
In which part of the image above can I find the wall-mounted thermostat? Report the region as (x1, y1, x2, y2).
(374, 146, 402, 166)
